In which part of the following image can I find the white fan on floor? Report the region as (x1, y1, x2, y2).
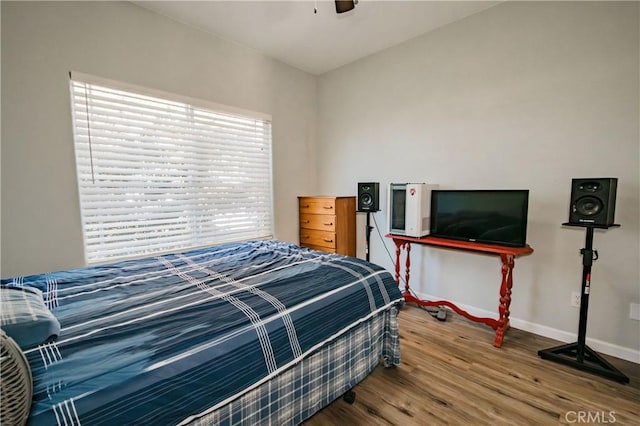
(0, 329, 32, 426)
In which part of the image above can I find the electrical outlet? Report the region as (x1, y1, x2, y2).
(571, 291, 581, 308)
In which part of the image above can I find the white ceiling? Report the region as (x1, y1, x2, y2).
(133, 1, 500, 75)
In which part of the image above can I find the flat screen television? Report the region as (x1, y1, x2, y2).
(429, 190, 529, 247)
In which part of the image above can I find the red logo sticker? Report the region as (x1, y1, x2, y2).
(410, 188, 416, 196)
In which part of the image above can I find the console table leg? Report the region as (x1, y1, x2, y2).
(495, 254, 515, 347)
(404, 243, 411, 294)
(391, 240, 412, 295)
(394, 242, 401, 285)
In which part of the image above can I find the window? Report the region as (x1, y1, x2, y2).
(70, 72, 273, 264)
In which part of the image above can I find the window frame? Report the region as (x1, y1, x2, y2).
(69, 71, 275, 265)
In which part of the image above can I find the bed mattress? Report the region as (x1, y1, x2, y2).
(2, 240, 403, 425)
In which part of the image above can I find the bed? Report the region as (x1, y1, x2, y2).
(0, 240, 403, 425)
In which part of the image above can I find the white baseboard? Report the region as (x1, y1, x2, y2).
(413, 291, 640, 364)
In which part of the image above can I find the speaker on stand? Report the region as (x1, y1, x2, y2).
(357, 182, 380, 262)
(538, 178, 628, 383)
(568, 178, 617, 226)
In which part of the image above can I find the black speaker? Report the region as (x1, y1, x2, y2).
(357, 182, 379, 212)
(568, 178, 618, 226)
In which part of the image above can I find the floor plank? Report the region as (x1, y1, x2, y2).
(304, 305, 640, 425)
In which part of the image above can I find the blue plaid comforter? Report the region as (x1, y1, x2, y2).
(1, 240, 403, 425)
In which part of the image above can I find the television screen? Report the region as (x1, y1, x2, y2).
(429, 190, 529, 247)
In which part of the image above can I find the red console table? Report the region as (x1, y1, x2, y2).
(386, 234, 533, 347)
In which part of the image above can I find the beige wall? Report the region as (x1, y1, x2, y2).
(1, 1, 317, 276)
(317, 1, 639, 358)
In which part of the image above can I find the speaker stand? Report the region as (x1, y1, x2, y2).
(365, 211, 373, 262)
(538, 225, 629, 384)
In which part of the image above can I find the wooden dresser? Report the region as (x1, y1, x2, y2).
(298, 196, 356, 256)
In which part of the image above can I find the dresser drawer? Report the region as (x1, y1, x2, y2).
(299, 213, 336, 232)
(298, 197, 336, 215)
(299, 229, 337, 249)
(300, 243, 337, 254)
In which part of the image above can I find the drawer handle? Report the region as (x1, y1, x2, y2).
(301, 235, 310, 239)
(323, 222, 334, 226)
(323, 206, 334, 210)
(301, 220, 310, 224)
(323, 238, 334, 243)
(301, 204, 310, 208)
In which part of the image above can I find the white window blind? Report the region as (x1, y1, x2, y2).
(70, 73, 273, 264)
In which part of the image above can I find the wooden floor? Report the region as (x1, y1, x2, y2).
(304, 305, 640, 425)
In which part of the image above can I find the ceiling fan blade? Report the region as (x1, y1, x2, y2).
(335, 0, 355, 14)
